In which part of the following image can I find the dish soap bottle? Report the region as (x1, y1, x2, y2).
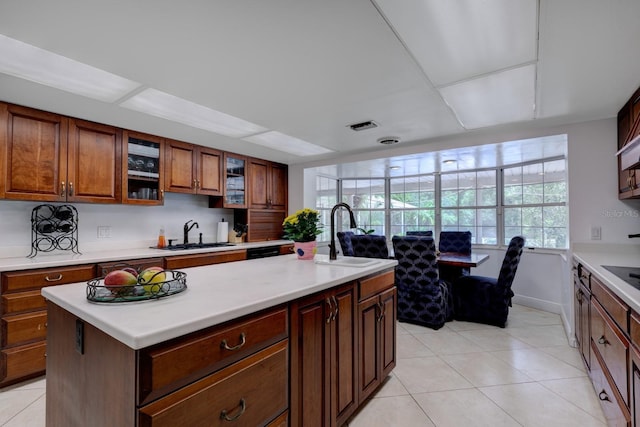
(157, 227, 167, 249)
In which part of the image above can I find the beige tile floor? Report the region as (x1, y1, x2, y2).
(0, 305, 605, 427)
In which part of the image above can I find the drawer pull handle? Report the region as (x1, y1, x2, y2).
(220, 333, 246, 351)
(220, 398, 246, 422)
(598, 336, 609, 346)
(377, 301, 385, 322)
(332, 295, 339, 321)
(45, 274, 63, 282)
(598, 390, 610, 402)
(326, 297, 333, 323)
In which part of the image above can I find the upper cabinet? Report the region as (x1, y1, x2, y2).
(248, 158, 287, 211)
(222, 153, 247, 208)
(164, 139, 222, 196)
(122, 131, 164, 205)
(617, 87, 640, 199)
(0, 103, 122, 203)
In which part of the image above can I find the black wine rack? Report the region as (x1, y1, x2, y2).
(28, 204, 80, 258)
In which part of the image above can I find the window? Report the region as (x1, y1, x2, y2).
(440, 170, 497, 244)
(315, 175, 338, 242)
(503, 159, 567, 248)
(342, 178, 386, 235)
(389, 175, 435, 236)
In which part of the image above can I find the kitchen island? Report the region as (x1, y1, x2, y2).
(42, 254, 397, 427)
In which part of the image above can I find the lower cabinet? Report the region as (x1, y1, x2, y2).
(290, 282, 357, 427)
(358, 272, 396, 403)
(574, 261, 591, 368)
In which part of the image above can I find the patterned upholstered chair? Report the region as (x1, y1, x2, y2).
(336, 231, 355, 256)
(392, 235, 449, 330)
(438, 231, 473, 280)
(406, 230, 433, 237)
(452, 236, 526, 328)
(351, 234, 389, 259)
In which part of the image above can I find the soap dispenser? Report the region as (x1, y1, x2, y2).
(157, 227, 167, 248)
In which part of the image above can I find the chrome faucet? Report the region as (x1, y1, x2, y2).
(329, 202, 357, 260)
(183, 220, 199, 244)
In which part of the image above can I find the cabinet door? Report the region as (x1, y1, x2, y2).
(290, 292, 331, 427)
(332, 285, 357, 426)
(196, 146, 223, 196)
(164, 139, 196, 193)
(358, 294, 380, 402)
(248, 158, 269, 209)
(380, 287, 396, 378)
(123, 131, 164, 205)
(269, 162, 288, 210)
(222, 153, 247, 207)
(67, 119, 122, 203)
(0, 103, 68, 201)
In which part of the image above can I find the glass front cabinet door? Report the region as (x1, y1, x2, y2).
(122, 131, 164, 205)
(223, 153, 247, 208)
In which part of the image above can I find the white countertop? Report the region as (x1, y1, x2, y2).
(572, 244, 640, 313)
(0, 240, 292, 272)
(41, 254, 397, 350)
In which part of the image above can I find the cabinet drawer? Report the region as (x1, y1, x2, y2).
(139, 340, 288, 427)
(359, 270, 394, 301)
(590, 340, 631, 426)
(279, 244, 294, 255)
(2, 290, 46, 315)
(164, 249, 246, 269)
(631, 311, 640, 351)
(1, 341, 46, 384)
(1, 264, 95, 293)
(591, 298, 629, 404)
(96, 258, 164, 276)
(2, 311, 47, 347)
(592, 275, 629, 332)
(139, 306, 288, 404)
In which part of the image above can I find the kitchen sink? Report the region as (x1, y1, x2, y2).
(314, 256, 381, 268)
(154, 242, 236, 251)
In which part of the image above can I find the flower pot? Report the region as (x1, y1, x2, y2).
(294, 241, 317, 260)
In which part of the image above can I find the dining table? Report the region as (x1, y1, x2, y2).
(437, 252, 490, 283)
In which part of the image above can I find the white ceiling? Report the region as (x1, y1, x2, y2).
(0, 0, 639, 170)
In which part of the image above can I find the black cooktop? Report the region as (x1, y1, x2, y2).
(602, 265, 640, 290)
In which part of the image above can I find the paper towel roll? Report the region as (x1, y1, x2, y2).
(217, 221, 229, 243)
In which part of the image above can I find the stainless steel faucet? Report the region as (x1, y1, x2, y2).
(329, 202, 357, 260)
(183, 220, 199, 244)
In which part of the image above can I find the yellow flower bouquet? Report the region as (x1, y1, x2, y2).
(282, 208, 323, 242)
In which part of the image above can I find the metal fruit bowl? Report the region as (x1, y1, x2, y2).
(86, 270, 187, 303)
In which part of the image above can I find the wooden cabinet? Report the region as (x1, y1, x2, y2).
(0, 103, 122, 203)
(247, 210, 286, 242)
(357, 271, 396, 403)
(164, 139, 222, 196)
(0, 263, 95, 387)
(290, 282, 357, 427)
(164, 249, 246, 269)
(46, 302, 289, 427)
(616, 86, 640, 199)
(123, 131, 164, 205)
(574, 261, 591, 368)
(248, 157, 288, 210)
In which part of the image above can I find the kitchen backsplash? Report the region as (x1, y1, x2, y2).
(0, 193, 234, 258)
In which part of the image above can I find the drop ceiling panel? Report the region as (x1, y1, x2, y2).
(374, 0, 538, 86)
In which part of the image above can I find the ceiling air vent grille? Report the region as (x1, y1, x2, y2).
(348, 120, 378, 131)
(378, 137, 400, 145)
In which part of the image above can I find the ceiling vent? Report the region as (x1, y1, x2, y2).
(377, 136, 400, 145)
(348, 120, 378, 131)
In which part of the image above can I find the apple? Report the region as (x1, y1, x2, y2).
(138, 267, 166, 293)
(104, 270, 138, 293)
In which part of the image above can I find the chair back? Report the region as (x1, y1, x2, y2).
(351, 234, 389, 259)
(497, 236, 526, 289)
(439, 231, 472, 254)
(336, 231, 355, 256)
(392, 236, 439, 288)
(407, 230, 433, 237)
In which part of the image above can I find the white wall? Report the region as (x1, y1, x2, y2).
(289, 118, 640, 340)
(0, 193, 234, 258)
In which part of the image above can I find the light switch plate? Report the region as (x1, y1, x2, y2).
(97, 226, 112, 238)
(590, 226, 601, 240)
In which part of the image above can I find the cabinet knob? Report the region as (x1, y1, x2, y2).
(60, 181, 66, 197)
(598, 390, 610, 402)
(69, 182, 74, 196)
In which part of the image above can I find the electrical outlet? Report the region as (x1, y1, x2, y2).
(590, 225, 601, 240)
(97, 226, 112, 238)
